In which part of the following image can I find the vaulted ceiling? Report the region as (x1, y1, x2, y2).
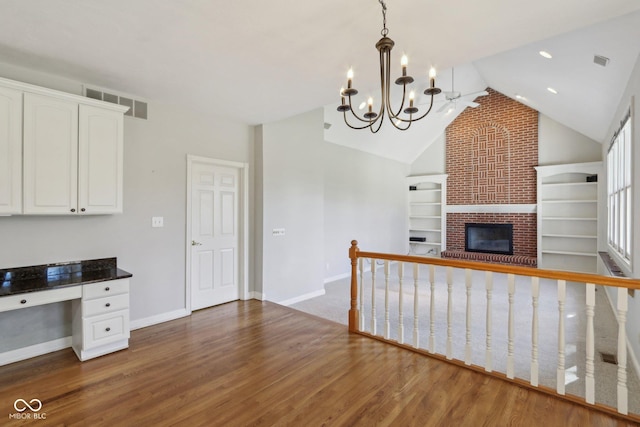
(1, 1, 639, 163)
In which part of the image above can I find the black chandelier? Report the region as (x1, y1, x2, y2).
(338, 0, 441, 132)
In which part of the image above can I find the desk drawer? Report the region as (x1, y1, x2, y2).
(0, 286, 82, 313)
(83, 293, 129, 316)
(83, 279, 129, 300)
(83, 309, 129, 349)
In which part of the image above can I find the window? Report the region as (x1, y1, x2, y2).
(607, 109, 632, 264)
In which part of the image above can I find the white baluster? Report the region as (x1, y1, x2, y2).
(446, 267, 453, 360)
(359, 258, 364, 331)
(531, 277, 540, 387)
(398, 261, 404, 344)
(557, 279, 566, 395)
(465, 269, 472, 365)
(384, 260, 391, 339)
(585, 283, 595, 404)
(485, 271, 493, 372)
(429, 265, 436, 354)
(413, 263, 420, 348)
(617, 287, 628, 415)
(370, 259, 376, 335)
(507, 274, 515, 379)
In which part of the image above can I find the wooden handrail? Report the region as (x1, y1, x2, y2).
(348, 240, 640, 290)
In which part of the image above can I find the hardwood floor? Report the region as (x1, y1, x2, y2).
(0, 301, 636, 426)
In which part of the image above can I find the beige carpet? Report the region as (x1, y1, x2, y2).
(290, 263, 640, 415)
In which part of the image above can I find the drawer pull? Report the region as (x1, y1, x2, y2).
(105, 303, 111, 307)
(20, 299, 27, 304)
(81, 208, 86, 212)
(106, 327, 111, 332)
(105, 287, 110, 292)
(71, 208, 76, 213)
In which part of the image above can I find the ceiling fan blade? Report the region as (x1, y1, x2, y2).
(463, 90, 489, 99)
(437, 101, 453, 113)
(460, 100, 480, 108)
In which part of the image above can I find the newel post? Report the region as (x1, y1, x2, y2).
(349, 240, 360, 332)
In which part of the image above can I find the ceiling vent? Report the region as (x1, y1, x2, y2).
(83, 85, 148, 120)
(593, 55, 610, 67)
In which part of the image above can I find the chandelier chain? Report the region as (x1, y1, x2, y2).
(379, 0, 388, 37)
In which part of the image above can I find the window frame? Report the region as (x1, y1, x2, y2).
(607, 107, 633, 267)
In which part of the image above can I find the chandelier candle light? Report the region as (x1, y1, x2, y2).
(338, 0, 441, 132)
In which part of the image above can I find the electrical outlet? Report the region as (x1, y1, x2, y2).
(272, 228, 285, 236)
(152, 217, 164, 228)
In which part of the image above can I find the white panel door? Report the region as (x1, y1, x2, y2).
(190, 162, 239, 310)
(78, 105, 124, 214)
(23, 93, 78, 214)
(0, 86, 22, 214)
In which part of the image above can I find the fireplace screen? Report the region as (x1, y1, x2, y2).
(465, 223, 513, 255)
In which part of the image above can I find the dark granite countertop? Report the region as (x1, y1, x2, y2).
(0, 258, 132, 297)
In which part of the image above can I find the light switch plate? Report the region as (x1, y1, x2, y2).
(152, 217, 164, 228)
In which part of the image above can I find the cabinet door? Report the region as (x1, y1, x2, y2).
(78, 105, 124, 214)
(0, 86, 22, 214)
(23, 93, 78, 214)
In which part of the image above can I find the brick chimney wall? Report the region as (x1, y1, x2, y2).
(445, 88, 538, 259)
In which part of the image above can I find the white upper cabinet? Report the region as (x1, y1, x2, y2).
(1, 75, 128, 216)
(78, 105, 124, 214)
(23, 93, 79, 214)
(0, 86, 22, 214)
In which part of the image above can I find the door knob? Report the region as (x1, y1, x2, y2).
(192, 240, 203, 246)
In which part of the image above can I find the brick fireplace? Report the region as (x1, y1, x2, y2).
(442, 88, 538, 266)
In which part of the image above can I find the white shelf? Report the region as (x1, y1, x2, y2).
(541, 199, 597, 204)
(543, 217, 597, 221)
(542, 234, 597, 239)
(541, 250, 597, 257)
(408, 174, 447, 257)
(541, 182, 597, 188)
(536, 162, 601, 273)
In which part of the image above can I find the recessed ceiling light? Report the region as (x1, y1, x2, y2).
(547, 87, 558, 94)
(539, 50, 553, 59)
(515, 94, 527, 101)
(359, 101, 366, 110)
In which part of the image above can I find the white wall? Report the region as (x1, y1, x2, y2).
(323, 142, 409, 280)
(0, 62, 253, 351)
(259, 109, 325, 303)
(410, 133, 446, 176)
(539, 114, 602, 165)
(602, 52, 640, 367)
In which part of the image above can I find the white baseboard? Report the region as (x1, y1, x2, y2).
(276, 289, 326, 306)
(324, 272, 350, 284)
(130, 308, 190, 331)
(247, 291, 266, 301)
(0, 336, 71, 366)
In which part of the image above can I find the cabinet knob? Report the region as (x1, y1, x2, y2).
(81, 208, 86, 212)
(105, 287, 110, 292)
(105, 327, 111, 332)
(70, 208, 76, 213)
(20, 299, 27, 304)
(105, 303, 111, 307)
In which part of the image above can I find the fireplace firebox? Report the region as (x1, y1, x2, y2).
(465, 223, 513, 255)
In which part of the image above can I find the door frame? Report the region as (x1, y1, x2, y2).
(185, 155, 249, 314)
